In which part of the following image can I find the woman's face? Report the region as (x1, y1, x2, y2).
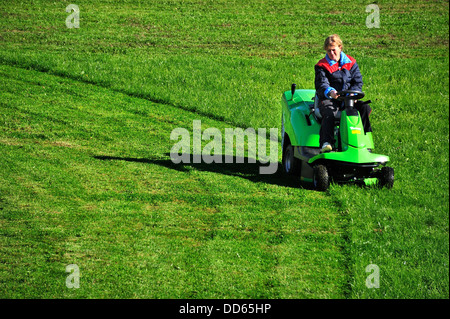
(326, 44, 342, 62)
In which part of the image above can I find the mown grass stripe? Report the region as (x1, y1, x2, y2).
(0, 64, 348, 298)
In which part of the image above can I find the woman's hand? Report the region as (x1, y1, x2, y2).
(330, 90, 340, 99)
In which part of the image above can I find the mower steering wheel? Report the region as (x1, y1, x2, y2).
(336, 90, 365, 101)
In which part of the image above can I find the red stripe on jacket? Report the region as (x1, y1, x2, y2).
(316, 55, 356, 73)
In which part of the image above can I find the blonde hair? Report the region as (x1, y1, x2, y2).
(324, 34, 343, 50)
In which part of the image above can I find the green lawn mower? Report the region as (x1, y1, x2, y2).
(281, 84, 394, 191)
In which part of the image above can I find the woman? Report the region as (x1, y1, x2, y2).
(315, 34, 372, 153)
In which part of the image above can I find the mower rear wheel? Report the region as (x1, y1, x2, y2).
(313, 164, 329, 191)
(282, 144, 300, 175)
(378, 166, 394, 188)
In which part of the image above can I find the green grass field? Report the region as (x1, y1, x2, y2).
(0, 0, 448, 299)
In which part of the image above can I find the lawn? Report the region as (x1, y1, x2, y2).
(0, 0, 448, 299)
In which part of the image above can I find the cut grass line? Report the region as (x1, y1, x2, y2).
(328, 186, 355, 299)
(0, 60, 240, 130)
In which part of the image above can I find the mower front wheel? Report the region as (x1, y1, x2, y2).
(378, 166, 394, 188)
(313, 164, 329, 191)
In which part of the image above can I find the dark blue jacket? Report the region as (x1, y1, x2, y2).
(314, 52, 363, 101)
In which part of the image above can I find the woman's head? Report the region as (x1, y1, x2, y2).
(324, 34, 343, 62)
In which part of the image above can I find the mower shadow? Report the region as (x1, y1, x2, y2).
(93, 153, 304, 189)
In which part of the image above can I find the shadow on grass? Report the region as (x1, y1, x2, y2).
(93, 153, 306, 189)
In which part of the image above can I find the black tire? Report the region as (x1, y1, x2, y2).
(379, 166, 394, 189)
(313, 164, 329, 191)
(282, 143, 301, 175)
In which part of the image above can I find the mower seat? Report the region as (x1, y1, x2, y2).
(313, 93, 341, 123)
